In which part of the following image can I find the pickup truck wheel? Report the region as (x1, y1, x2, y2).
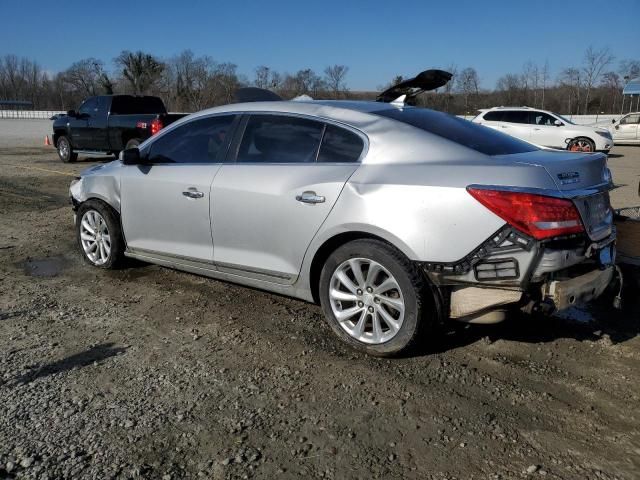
(57, 136, 77, 163)
(125, 139, 141, 149)
(319, 239, 433, 357)
(567, 137, 595, 152)
(76, 200, 124, 269)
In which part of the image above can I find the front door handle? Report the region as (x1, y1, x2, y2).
(296, 191, 325, 204)
(182, 189, 204, 199)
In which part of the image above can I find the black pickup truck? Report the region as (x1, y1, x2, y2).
(52, 95, 186, 162)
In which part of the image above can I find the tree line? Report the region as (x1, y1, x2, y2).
(0, 47, 638, 115)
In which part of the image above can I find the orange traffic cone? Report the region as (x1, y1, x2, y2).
(44, 135, 52, 146)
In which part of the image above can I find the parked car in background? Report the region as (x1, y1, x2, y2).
(473, 106, 613, 152)
(610, 112, 640, 145)
(52, 95, 186, 162)
(69, 97, 616, 356)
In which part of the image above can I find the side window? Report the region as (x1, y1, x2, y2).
(483, 111, 503, 122)
(502, 111, 530, 124)
(621, 114, 640, 125)
(95, 97, 108, 115)
(533, 112, 556, 126)
(78, 97, 97, 116)
(236, 115, 324, 163)
(317, 124, 364, 163)
(148, 115, 235, 163)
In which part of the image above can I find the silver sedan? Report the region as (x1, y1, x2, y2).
(70, 99, 616, 356)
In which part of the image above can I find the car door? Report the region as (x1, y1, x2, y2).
(211, 114, 364, 284)
(70, 97, 97, 149)
(613, 114, 640, 141)
(530, 111, 563, 148)
(120, 114, 238, 262)
(497, 111, 532, 143)
(86, 96, 109, 150)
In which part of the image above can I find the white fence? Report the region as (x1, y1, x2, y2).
(0, 110, 65, 120)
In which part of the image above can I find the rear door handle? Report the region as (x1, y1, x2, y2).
(296, 191, 325, 204)
(182, 189, 204, 199)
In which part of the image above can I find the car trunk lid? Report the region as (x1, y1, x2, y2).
(498, 150, 613, 241)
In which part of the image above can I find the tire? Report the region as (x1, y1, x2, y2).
(567, 137, 596, 153)
(318, 239, 434, 356)
(125, 138, 141, 150)
(76, 199, 125, 269)
(57, 136, 77, 163)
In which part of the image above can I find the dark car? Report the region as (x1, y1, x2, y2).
(52, 95, 186, 162)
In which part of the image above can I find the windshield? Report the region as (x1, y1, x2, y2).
(374, 107, 538, 156)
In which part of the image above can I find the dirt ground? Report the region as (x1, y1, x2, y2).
(0, 138, 639, 479)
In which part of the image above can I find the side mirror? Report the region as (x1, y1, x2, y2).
(121, 148, 142, 165)
(611, 119, 616, 124)
(554, 119, 563, 127)
(67, 110, 77, 117)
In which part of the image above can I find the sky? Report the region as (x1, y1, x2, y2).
(1, 0, 639, 90)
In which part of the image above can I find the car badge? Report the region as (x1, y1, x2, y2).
(557, 171, 580, 185)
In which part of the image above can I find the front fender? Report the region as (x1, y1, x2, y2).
(70, 162, 122, 213)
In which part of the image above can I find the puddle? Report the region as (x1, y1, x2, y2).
(22, 256, 68, 278)
(554, 306, 595, 324)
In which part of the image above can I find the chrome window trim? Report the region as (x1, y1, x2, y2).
(230, 110, 370, 164)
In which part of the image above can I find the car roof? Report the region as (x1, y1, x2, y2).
(185, 99, 400, 129)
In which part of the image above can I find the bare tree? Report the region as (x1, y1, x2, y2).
(63, 58, 109, 97)
(618, 59, 640, 80)
(496, 73, 525, 105)
(254, 66, 271, 89)
(558, 67, 582, 115)
(115, 51, 165, 95)
(324, 65, 349, 98)
(456, 67, 480, 112)
(582, 46, 614, 114)
(540, 60, 549, 109)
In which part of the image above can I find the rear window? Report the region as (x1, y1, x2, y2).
(110, 96, 167, 115)
(374, 108, 537, 156)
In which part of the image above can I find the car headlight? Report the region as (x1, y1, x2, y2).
(596, 131, 612, 139)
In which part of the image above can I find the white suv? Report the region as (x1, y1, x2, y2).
(473, 107, 613, 153)
(609, 112, 640, 145)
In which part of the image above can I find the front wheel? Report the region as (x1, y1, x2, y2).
(76, 200, 124, 269)
(567, 137, 596, 152)
(319, 239, 434, 356)
(57, 136, 77, 163)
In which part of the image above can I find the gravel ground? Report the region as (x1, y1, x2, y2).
(0, 132, 639, 479)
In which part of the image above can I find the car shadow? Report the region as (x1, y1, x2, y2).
(417, 296, 640, 357)
(7, 343, 127, 386)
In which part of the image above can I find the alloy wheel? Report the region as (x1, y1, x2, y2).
(328, 258, 405, 344)
(80, 210, 111, 265)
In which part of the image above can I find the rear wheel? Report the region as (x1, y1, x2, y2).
(76, 200, 124, 269)
(57, 136, 77, 163)
(567, 137, 595, 152)
(319, 239, 434, 356)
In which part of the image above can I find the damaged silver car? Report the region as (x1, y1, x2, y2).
(69, 87, 617, 356)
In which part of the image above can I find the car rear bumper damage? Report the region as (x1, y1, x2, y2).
(421, 227, 617, 323)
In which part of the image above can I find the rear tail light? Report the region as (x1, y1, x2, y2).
(467, 187, 584, 240)
(150, 118, 163, 135)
